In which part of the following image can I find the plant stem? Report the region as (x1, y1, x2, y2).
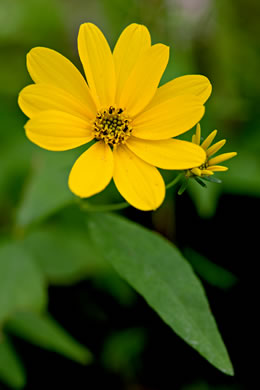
(80, 173, 184, 213)
(165, 173, 183, 190)
(80, 201, 129, 213)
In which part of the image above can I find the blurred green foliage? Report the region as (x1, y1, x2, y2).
(0, 336, 25, 389)
(101, 327, 146, 377)
(0, 0, 259, 388)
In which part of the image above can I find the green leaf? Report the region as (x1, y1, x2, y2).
(0, 335, 25, 389)
(93, 271, 137, 306)
(22, 222, 136, 303)
(87, 213, 234, 375)
(101, 328, 146, 376)
(6, 312, 92, 365)
(16, 150, 77, 228)
(0, 242, 47, 325)
(22, 223, 108, 284)
(0, 101, 32, 203)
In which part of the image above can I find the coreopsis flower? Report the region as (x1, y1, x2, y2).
(18, 23, 211, 210)
(186, 123, 237, 180)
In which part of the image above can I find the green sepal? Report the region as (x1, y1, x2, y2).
(178, 178, 189, 195)
(195, 177, 207, 187)
(202, 175, 222, 184)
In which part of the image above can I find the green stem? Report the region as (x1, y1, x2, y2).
(79, 173, 184, 213)
(165, 172, 183, 190)
(80, 201, 129, 213)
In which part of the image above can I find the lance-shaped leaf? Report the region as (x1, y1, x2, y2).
(6, 312, 92, 365)
(87, 213, 233, 375)
(0, 336, 25, 389)
(0, 242, 47, 325)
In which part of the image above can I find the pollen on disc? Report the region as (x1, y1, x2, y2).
(94, 106, 132, 147)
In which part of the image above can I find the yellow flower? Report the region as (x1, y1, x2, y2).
(187, 123, 237, 178)
(18, 23, 211, 211)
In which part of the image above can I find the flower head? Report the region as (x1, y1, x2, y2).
(18, 23, 212, 210)
(186, 123, 237, 180)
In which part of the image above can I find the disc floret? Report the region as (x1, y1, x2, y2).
(94, 106, 132, 147)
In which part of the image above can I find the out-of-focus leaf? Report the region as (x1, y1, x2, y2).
(0, 242, 47, 325)
(93, 271, 137, 306)
(22, 223, 108, 284)
(0, 0, 66, 97)
(6, 312, 92, 365)
(16, 149, 79, 228)
(184, 248, 238, 289)
(180, 381, 209, 390)
(223, 151, 260, 196)
(0, 0, 65, 46)
(0, 335, 25, 389)
(0, 100, 32, 202)
(99, 0, 140, 41)
(0, 140, 31, 205)
(187, 179, 221, 218)
(22, 219, 135, 302)
(87, 213, 234, 375)
(0, 48, 31, 97)
(180, 381, 239, 390)
(101, 328, 146, 376)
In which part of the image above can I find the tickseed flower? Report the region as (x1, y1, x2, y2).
(18, 23, 212, 210)
(186, 123, 237, 180)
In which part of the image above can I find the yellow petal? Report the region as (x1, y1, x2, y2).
(206, 139, 226, 157)
(201, 169, 214, 176)
(208, 152, 237, 166)
(26, 47, 96, 117)
(113, 23, 151, 104)
(18, 84, 94, 121)
(132, 95, 205, 140)
(191, 168, 202, 176)
(194, 123, 201, 145)
(25, 110, 93, 151)
(78, 23, 116, 108)
(146, 74, 212, 109)
(208, 165, 228, 172)
(119, 44, 169, 117)
(69, 141, 113, 198)
(201, 130, 217, 150)
(126, 137, 206, 169)
(113, 145, 165, 211)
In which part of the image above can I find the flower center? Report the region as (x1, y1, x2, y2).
(199, 160, 209, 170)
(93, 106, 132, 147)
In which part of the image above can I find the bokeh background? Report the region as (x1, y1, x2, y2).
(0, 0, 259, 389)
